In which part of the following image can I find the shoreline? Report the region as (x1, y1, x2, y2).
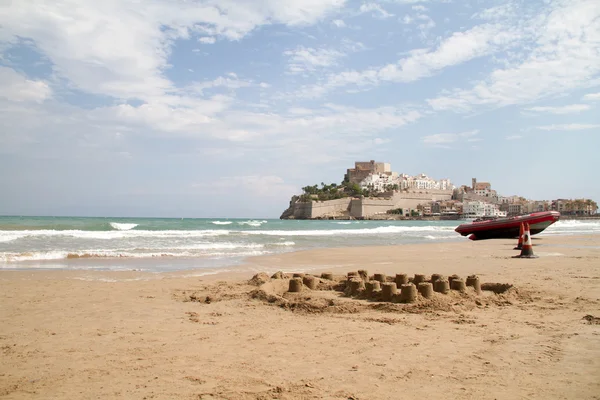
(1, 234, 599, 399)
(1, 233, 597, 280)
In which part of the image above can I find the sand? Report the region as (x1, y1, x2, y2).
(1, 235, 600, 399)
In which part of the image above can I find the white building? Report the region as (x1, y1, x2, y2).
(484, 203, 507, 217)
(464, 201, 507, 218)
(402, 173, 454, 191)
(360, 171, 454, 193)
(463, 201, 486, 218)
(360, 173, 399, 192)
(438, 178, 454, 191)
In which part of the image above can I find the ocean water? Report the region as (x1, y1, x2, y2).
(1, 216, 598, 272)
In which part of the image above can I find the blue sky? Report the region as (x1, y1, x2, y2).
(0, 0, 599, 218)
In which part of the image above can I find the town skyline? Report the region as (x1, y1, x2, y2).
(290, 160, 598, 219)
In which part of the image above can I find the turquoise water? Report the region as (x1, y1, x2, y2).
(1, 216, 598, 272)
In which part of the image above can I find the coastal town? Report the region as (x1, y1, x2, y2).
(281, 160, 598, 220)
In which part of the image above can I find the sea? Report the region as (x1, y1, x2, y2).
(1, 216, 599, 272)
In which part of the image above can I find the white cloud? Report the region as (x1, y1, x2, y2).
(429, 0, 600, 112)
(0, 0, 346, 101)
(185, 75, 259, 94)
(386, 0, 430, 3)
(537, 124, 600, 131)
(402, 15, 414, 24)
(412, 5, 428, 12)
(284, 46, 344, 74)
(506, 135, 522, 140)
(472, 3, 518, 21)
(0, 67, 52, 103)
(416, 14, 436, 33)
(332, 19, 346, 27)
(198, 36, 216, 44)
(422, 129, 479, 146)
(402, 12, 436, 38)
(359, 3, 395, 18)
(523, 104, 591, 114)
(83, 97, 421, 150)
(293, 22, 519, 97)
(583, 92, 600, 101)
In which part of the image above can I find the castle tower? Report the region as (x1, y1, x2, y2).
(472, 178, 476, 190)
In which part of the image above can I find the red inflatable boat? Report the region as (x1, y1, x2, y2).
(455, 211, 560, 240)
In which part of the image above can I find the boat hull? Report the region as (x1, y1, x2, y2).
(455, 211, 560, 240)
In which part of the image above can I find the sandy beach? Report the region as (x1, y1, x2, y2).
(1, 235, 599, 399)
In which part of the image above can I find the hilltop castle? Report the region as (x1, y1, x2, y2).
(281, 161, 454, 219)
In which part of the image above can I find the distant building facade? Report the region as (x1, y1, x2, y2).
(346, 160, 391, 184)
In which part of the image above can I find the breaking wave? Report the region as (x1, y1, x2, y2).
(211, 221, 232, 225)
(238, 220, 268, 227)
(109, 222, 138, 231)
(0, 229, 232, 242)
(540, 220, 600, 235)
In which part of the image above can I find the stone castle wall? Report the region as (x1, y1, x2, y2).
(285, 190, 453, 219)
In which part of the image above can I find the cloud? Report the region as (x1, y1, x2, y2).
(293, 22, 519, 98)
(185, 75, 260, 94)
(0, 66, 52, 103)
(537, 124, 600, 131)
(428, 0, 600, 112)
(422, 130, 480, 146)
(506, 135, 522, 140)
(386, 0, 431, 3)
(583, 92, 600, 101)
(198, 36, 216, 44)
(359, 3, 395, 18)
(523, 104, 591, 114)
(0, 0, 346, 102)
(284, 46, 345, 74)
(472, 3, 518, 21)
(87, 99, 422, 150)
(332, 19, 346, 27)
(402, 13, 436, 38)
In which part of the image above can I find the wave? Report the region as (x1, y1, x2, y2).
(270, 241, 296, 246)
(0, 233, 21, 243)
(243, 225, 457, 236)
(540, 220, 600, 235)
(211, 221, 232, 225)
(0, 229, 232, 242)
(2, 220, 597, 244)
(1, 248, 270, 262)
(110, 222, 138, 231)
(237, 220, 268, 227)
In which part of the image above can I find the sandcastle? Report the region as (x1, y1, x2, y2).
(280, 271, 488, 304)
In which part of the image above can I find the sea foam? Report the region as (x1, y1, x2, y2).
(109, 222, 138, 231)
(0, 229, 232, 241)
(238, 220, 268, 227)
(243, 225, 456, 236)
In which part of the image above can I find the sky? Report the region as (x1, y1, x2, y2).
(0, 0, 599, 218)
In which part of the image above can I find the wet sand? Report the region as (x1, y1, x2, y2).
(1, 235, 599, 399)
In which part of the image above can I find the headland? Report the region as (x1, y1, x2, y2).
(280, 160, 598, 220)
